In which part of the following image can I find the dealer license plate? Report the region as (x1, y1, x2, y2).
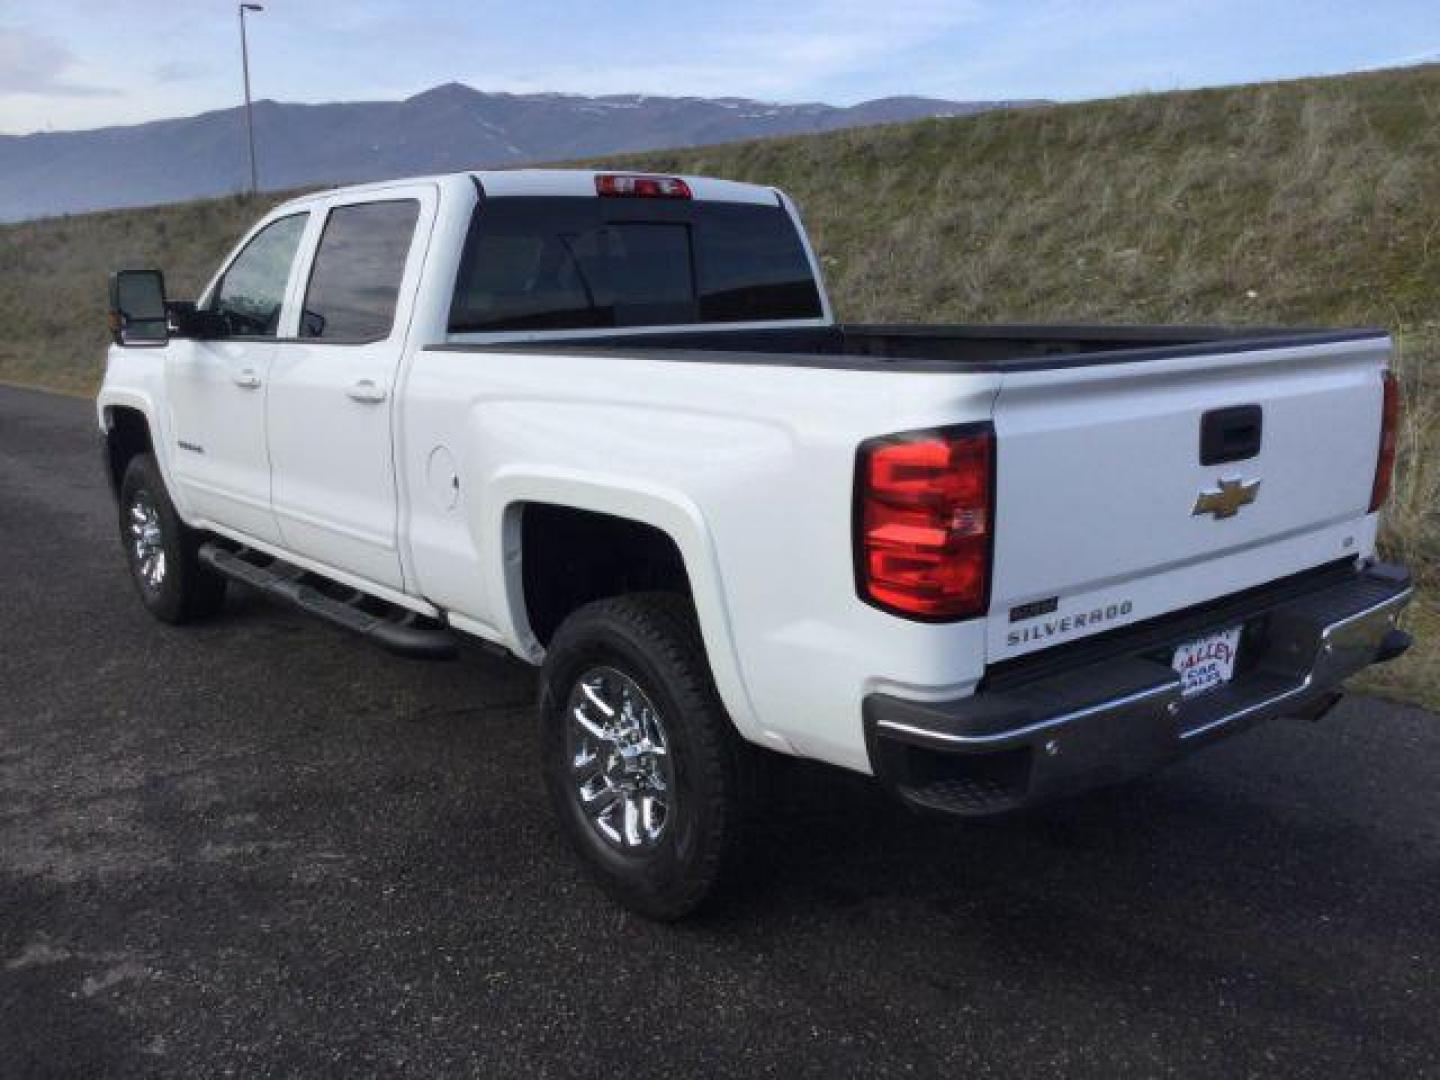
(1172, 626, 1243, 699)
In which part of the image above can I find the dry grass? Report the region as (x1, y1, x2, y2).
(0, 192, 299, 394)
(1, 63, 1436, 703)
(1354, 592, 1440, 709)
(1384, 340, 1440, 579)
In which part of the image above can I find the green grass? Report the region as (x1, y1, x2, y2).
(2, 63, 1436, 705)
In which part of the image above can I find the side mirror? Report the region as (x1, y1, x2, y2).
(108, 269, 169, 346)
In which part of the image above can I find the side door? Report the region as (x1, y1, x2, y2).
(164, 211, 309, 544)
(266, 189, 434, 591)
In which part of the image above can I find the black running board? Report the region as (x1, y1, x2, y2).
(198, 542, 459, 660)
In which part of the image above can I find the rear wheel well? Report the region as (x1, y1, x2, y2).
(521, 504, 691, 647)
(104, 407, 154, 496)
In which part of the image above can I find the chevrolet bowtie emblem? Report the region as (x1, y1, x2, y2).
(1193, 477, 1260, 520)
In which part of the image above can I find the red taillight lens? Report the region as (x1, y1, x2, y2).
(856, 425, 994, 620)
(1370, 369, 1401, 512)
(595, 173, 692, 199)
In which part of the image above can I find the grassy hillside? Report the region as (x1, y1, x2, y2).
(2, 64, 1436, 704)
(0, 193, 284, 393)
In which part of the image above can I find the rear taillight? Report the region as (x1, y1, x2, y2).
(1370, 369, 1401, 512)
(855, 425, 994, 620)
(595, 173, 692, 199)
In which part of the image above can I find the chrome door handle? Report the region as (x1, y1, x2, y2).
(346, 379, 387, 404)
(233, 369, 262, 390)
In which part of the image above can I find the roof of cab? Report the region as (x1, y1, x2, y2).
(271, 168, 781, 211)
(474, 169, 780, 205)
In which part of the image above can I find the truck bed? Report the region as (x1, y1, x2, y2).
(427, 317, 1393, 672)
(435, 323, 1387, 372)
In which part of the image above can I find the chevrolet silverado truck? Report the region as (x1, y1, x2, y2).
(100, 169, 1413, 919)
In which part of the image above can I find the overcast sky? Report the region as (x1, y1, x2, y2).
(1, 0, 1436, 135)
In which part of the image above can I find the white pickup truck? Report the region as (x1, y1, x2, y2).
(101, 169, 1413, 918)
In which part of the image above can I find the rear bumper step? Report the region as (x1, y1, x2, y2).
(198, 543, 458, 661)
(865, 562, 1413, 817)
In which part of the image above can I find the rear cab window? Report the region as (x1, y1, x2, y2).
(448, 196, 823, 333)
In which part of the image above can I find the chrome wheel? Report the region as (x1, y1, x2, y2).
(128, 491, 166, 591)
(567, 666, 673, 851)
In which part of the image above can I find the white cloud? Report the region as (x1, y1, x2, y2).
(152, 60, 206, 84)
(453, 0, 988, 103)
(0, 26, 111, 97)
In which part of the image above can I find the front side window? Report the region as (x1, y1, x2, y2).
(212, 213, 308, 337)
(300, 200, 420, 341)
(448, 197, 822, 333)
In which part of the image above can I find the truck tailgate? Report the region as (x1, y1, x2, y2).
(988, 334, 1390, 661)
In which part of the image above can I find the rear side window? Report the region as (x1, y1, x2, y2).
(301, 200, 420, 341)
(449, 197, 822, 333)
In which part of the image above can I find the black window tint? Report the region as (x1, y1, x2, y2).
(451, 201, 605, 331)
(609, 223, 694, 325)
(449, 197, 821, 333)
(694, 203, 822, 322)
(213, 213, 307, 338)
(301, 200, 419, 341)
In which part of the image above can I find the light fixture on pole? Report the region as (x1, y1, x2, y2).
(239, 3, 263, 195)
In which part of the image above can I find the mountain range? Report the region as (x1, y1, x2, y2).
(0, 84, 1041, 221)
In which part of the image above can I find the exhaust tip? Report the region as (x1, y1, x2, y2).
(1374, 627, 1413, 665)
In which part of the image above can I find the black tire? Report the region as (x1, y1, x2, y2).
(539, 592, 748, 920)
(118, 453, 227, 624)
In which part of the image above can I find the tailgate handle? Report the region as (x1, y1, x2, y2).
(1200, 405, 1263, 465)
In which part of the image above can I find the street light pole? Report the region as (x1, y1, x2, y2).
(238, 3, 263, 195)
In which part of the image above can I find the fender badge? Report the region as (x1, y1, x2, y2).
(1193, 477, 1260, 520)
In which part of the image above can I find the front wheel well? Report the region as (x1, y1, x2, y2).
(104, 406, 154, 496)
(520, 503, 692, 647)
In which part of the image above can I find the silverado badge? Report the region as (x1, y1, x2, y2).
(1192, 477, 1260, 520)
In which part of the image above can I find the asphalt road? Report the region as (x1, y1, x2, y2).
(2, 383, 1438, 1078)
